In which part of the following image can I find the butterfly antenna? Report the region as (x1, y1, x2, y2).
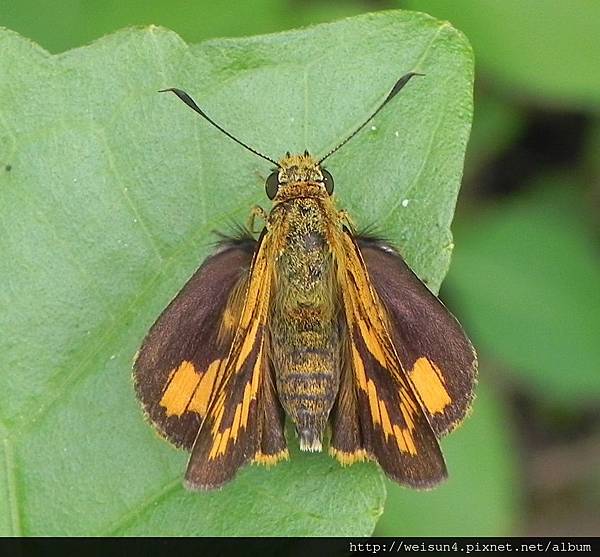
(318, 72, 424, 164)
(160, 88, 281, 167)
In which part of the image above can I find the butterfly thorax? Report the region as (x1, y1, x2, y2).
(267, 160, 341, 452)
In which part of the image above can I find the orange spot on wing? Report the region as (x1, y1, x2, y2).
(351, 344, 368, 390)
(357, 318, 387, 366)
(211, 398, 225, 433)
(251, 344, 263, 392)
(230, 403, 242, 443)
(378, 399, 394, 440)
(393, 424, 417, 456)
(159, 361, 201, 417)
(241, 383, 252, 429)
(393, 424, 407, 453)
(410, 357, 451, 415)
(188, 359, 222, 416)
(217, 427, 231, 457)
(236, 318, 260, 370)
(367, 380, 381, 425)
(241, 342, 264, 429)
(402, 427, 417, 455)
(209, 432, 222, 460)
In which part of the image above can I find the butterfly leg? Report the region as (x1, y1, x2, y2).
(337, 209, 356, 231)
(247, 205, 268, 234)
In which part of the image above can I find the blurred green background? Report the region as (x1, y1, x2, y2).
(2, 0, 599, 536)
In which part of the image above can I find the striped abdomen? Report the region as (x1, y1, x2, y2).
(269, 198, 341, 451)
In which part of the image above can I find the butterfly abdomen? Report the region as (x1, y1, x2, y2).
(269, 196, 341, 451)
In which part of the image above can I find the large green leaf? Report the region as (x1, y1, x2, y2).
(402, 0, 600, 109)
(0, 11, 473, 535)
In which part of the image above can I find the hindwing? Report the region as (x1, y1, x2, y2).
(330, 229, 447, 488)
(184, 232, 288, 490)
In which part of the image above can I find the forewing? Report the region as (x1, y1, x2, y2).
(331, 231, 446, 488)
(185, 235, 288, 490)
(358, 237, 477, 436)
(134, 239, 255, 450)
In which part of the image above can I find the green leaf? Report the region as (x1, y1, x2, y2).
(402, 0, 600, 108)
(447, 178, 600, 402)
(0, 10, 473, 535)
(375, 381, 520, 536)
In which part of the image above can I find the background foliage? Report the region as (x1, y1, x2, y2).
(1, 0, 599, 536)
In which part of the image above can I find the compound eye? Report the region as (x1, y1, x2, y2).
(265, 170, 279, 199)
(321, 169, 334, 195)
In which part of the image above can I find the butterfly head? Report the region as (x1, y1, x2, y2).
(265, 150, 334, 201)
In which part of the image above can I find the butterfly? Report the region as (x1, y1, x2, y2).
(134, 73, 477, 490)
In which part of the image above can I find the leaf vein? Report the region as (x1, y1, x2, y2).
(101, 476, 181, 535)
(410, 22, 450, 73)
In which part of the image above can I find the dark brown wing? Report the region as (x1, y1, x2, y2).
(133, 239, 255, 450)
(357, 237, 477, 436)
(330, 230, 446, 488)
(185, 233, 288, 490)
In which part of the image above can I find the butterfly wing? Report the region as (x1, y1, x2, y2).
(357, 237, 477, 436)
(330, 230, 446, 488)
(133, 239, 256, 450)
(184, 232, 288, 490)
